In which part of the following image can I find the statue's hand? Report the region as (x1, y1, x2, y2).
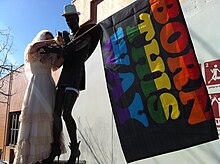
(55, 35, 65, 46)
(40, 46, 64, 55)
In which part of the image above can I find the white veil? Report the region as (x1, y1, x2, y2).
(24, 30, 53, 81)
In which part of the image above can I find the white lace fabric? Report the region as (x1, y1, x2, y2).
(14, 30, 66, 164)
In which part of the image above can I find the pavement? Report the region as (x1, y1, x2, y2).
(52, 160, 86, 164)
(2, 160, 86, 164)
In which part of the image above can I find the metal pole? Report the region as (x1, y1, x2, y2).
(67, 24, 100, 46)
(2, 65, 13, 160)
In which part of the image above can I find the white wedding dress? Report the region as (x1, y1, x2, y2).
(13, 45, 65, 164)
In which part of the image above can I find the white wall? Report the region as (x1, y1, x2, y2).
(60, 0, 220, 163)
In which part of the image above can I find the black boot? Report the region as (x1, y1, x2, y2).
(65, 141, 81, 164)
(42, 143, 61, 164)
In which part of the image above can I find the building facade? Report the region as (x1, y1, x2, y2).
(0, 66, 27, 163)
(1, 0, 220, 163)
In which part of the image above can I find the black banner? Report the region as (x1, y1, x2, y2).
(99, 0, 218, 162)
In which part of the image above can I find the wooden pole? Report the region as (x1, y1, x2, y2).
(67, 24, 100, 46)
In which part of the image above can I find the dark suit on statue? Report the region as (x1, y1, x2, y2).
(52, 23, 100, 152)
(56, 33, 88, 90)
(41, 22, 101, 164)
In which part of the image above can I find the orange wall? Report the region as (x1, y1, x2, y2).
(10, 67, 28, 113)
(0, 75, 10, 151)
(0, 65, 60, 161)
(0, 66, 28, 160)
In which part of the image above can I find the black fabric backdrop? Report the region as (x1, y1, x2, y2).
(99, 0, 218, 162)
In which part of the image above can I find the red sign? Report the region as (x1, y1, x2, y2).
(210, 93, 220, 118)
(205, 59, 220, 85)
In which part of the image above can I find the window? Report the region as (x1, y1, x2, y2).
(8, 112, 20, 147)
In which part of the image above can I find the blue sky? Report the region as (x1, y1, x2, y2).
(0, 0, 73, 66)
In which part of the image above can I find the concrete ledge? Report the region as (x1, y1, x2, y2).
(52, 160, 86, 164)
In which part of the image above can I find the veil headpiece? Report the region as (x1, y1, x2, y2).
(24, 30, 53, 81)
